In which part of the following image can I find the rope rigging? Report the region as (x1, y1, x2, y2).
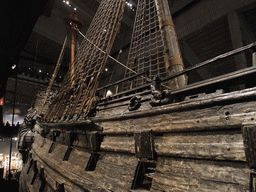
(76, 28, 172, 90)
(41, 0, 182, 122)
(76, 28, 137, 75)
(43, 0, 126, 122)
(38, 35, 68, 114)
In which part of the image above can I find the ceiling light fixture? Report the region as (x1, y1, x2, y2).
(12, 64, 16, 69)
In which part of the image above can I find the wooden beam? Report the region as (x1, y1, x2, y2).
(237, 13, 256, 67)
(228, 11, 247, 70)
(180, 41, 213, 79)
(238, 13, 256, 45)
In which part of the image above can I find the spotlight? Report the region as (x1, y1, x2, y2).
(12, 64, 16, 69)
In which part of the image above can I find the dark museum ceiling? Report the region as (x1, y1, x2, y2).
(18, 0, 256, 81)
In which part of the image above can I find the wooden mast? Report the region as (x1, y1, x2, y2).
(155, 0, 187, 89)
(38, 14, 83, 115)
(66, 13, 83, 87)
(71, 22, 75, 74)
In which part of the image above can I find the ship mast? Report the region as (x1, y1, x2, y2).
(155, 0, 186, 89)
(38, 13, 83, 115)
(66, 13, 83, 86)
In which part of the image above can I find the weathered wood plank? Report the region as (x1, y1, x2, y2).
(94, 153, 138, 191)
(99, 113, 249, 134)
(32, 146, 96, 191)
(41, 183, 54, 192)
(32, 134, 52, 155)
(55, 132, 70, 145)
(33, 133, 44, 147)
(93, 87, 256, 122)
(242, 124, 256, 168)
(100, 135, 135, 154)
(50, 143, 69, 161)
(98, 100, 256, 134)
(73, 133, 91, 149)
(68, 147, 91, 169)
(32, 177, 43, 191)
(155, 130, 246, 161)
(32, 143, 139, 191)
(151, 157, 250, 192)
(33, 135, 95, 184)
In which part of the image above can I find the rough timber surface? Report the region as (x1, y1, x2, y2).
(152, 157, 250, 192)
(154, 130, 245, 161)
(22, 133, 139, 191)
(94, 87, 256, 121)
(19, 87, 256, 191)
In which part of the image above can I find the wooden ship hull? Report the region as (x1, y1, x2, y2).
(18, 0, 256, 191)
(20, 87, 256, 192)
(18, 66, 256, 191)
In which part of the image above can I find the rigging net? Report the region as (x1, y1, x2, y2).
(122, 0, 186, 91)
(43, 0, 126, 122)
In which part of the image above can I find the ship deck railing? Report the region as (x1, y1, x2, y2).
(97, 42, 256, 105)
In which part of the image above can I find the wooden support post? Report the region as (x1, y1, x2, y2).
(228, 11, 247, 70)
(242, 124, 256, 169)
(228, 11, 247, 89)
(253, 46, 256, 66)
(237, 13, 256, 67)
(238, 13, 256, 45)
(134, 130, 154, 160)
